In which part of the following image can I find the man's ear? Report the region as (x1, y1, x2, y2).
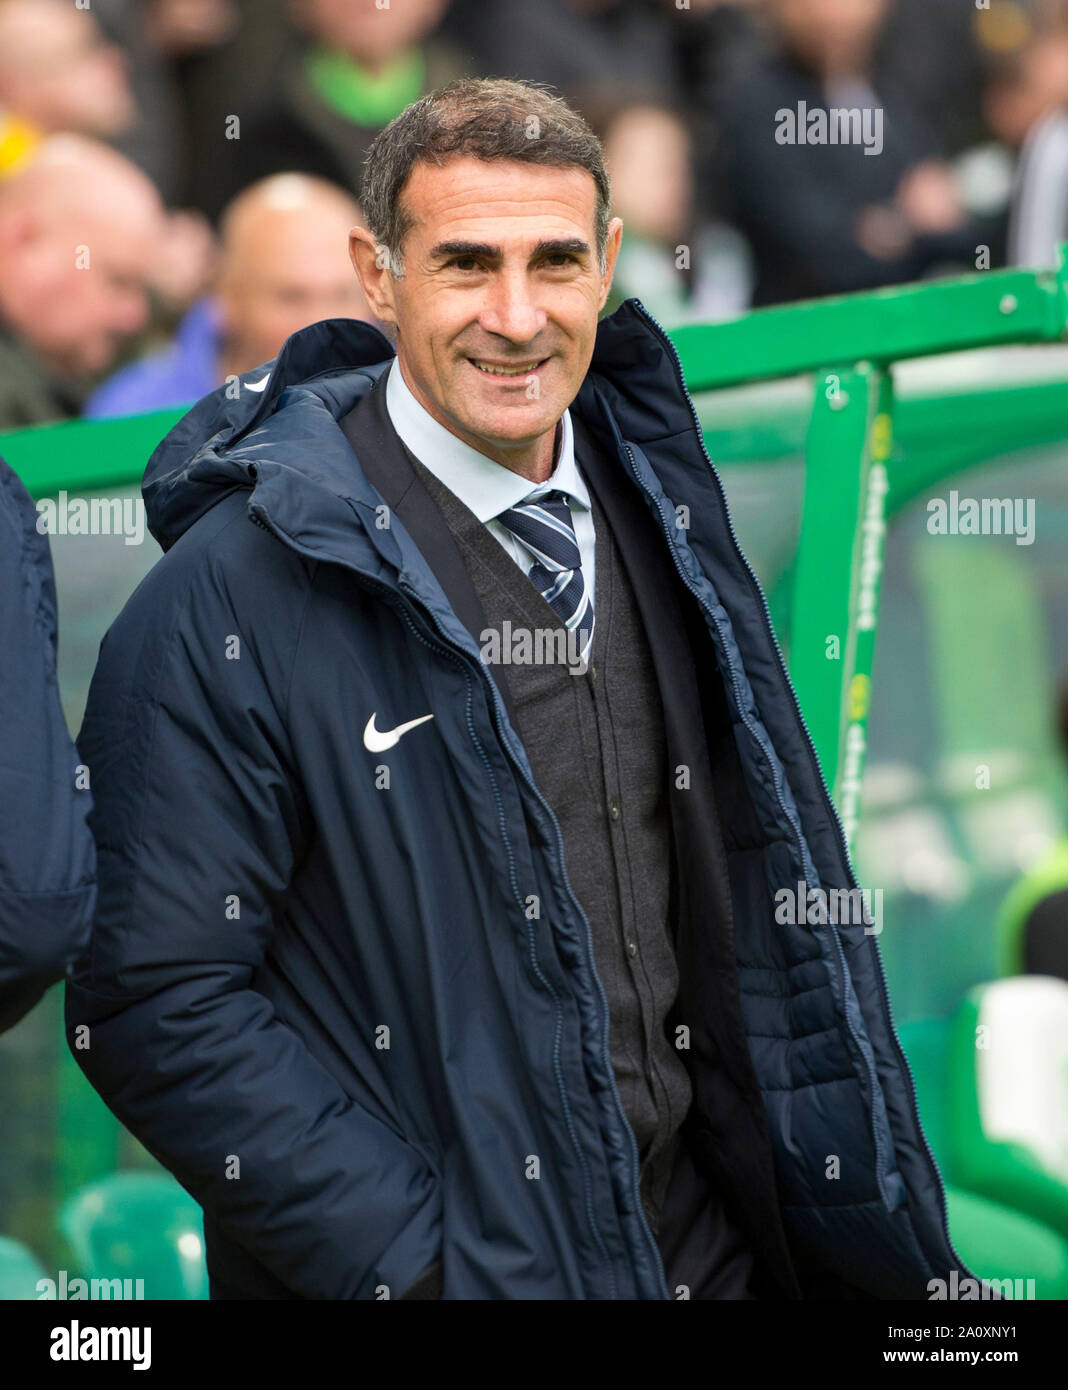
(597, 216, 624, 311)
(349, 226, 399, 328)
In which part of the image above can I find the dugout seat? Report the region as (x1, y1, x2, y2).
(899, 1000, 1068, 1298)
(945, 976, 1068, 1241)
(58, 1170, 208, 1300)
(0, 1234, 48, 1299)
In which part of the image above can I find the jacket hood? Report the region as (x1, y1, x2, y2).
(142, 316, 397, 555)
(141, 300, 692, 563)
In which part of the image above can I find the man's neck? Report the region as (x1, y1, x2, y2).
(488, 423, 560, 484)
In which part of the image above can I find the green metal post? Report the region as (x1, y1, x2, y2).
(789, 366, 894, 845)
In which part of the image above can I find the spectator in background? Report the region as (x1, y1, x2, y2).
(0, 0, 217, 341)
(659, 0, 764, 227)
(874, 0, 993, 158)
(0, 0, 135, 177)
(85, 174, 375, 419)
(982, 20, 1068, 267)
(441, 0, 677, 112)
(85, 0, 239, 209)
(200, 0, 468, 219)
(0, 0, 223, 345)
(142, 0, 241, 56)
(0, 136, 164, 429)
(721, 0, 981, 304)
(161, 0, 296, 214)
(597, 101, 753, 325)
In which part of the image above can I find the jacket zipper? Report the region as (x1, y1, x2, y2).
(248, 505, 667, 1299)
(396, 574, 669, 1301)
(618, 434, 890, 1203)
(629, 299, 968, 1272)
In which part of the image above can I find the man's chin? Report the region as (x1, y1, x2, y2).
(452, 407, 561, 453)
(457, 372, 566, 432)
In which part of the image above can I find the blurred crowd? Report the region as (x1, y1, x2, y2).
(2, 0, 1068, 430)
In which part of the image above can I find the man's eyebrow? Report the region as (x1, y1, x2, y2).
(428, 240, 501, 262)
(531, 238, 591, 259)
(426, 237, 592, 263)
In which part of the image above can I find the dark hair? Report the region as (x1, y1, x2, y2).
(360, 77, 611, 275)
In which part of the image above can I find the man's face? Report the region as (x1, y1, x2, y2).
(15, 204, 156, 376)
(299, 0, 447, 65)
(219, 210, 374, 375)
(0, 2, 134, 136)
(352, 156, 621, 472)
(774, 0, 888, 75)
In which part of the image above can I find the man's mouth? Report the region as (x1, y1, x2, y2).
(468, 358, 547, 377)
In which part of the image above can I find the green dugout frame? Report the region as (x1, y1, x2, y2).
(673, 244, 1068, 815)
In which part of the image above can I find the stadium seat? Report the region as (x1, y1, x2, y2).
(58, 1171, 208, 1300)
(0, 1234, 48, 1300)
(945, 977, 1068, 1241)
(942, 1186, 1068, 1299)
(898, 1009, 1068, 1298)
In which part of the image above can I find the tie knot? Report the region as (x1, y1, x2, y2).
(496, 491, 581, 573)
(522, 487, 569, 515)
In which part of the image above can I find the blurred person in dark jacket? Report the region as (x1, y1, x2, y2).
(0, 454, 95, 1033)
(982, 20, 1068, 267)
(721, 0, 981, 304)
(0, 136, 165, 428)
(86, 173, 375, 418)
(596, 100, 754, 325)
(441, 0, 677, 111)
(200, 0, 468, 219)
(658, 0, 764, 226)
(84, 0, 237, 234)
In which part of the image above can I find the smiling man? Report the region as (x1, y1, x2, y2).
(67, 78, 965, 1301)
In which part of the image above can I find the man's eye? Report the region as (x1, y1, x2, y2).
(448, 257, 479, 271)
(544, 253, 578, 268)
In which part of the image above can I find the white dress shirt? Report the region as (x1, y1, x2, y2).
(384, 358, 596, 602)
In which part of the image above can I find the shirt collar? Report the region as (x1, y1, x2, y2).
(384, 357, 590, 523)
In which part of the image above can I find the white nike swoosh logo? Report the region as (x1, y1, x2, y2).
(245, 374, 271, 393)
(363, 711, 435, 752)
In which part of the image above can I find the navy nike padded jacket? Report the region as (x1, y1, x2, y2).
(66, 302, 969, 1299)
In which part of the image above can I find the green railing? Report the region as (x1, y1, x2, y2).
(677, 247, 1068, 838)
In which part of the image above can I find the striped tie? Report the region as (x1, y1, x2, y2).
(496, 489, 594, 661)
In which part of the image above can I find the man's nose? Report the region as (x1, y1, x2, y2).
(478, 271, 545, 344)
